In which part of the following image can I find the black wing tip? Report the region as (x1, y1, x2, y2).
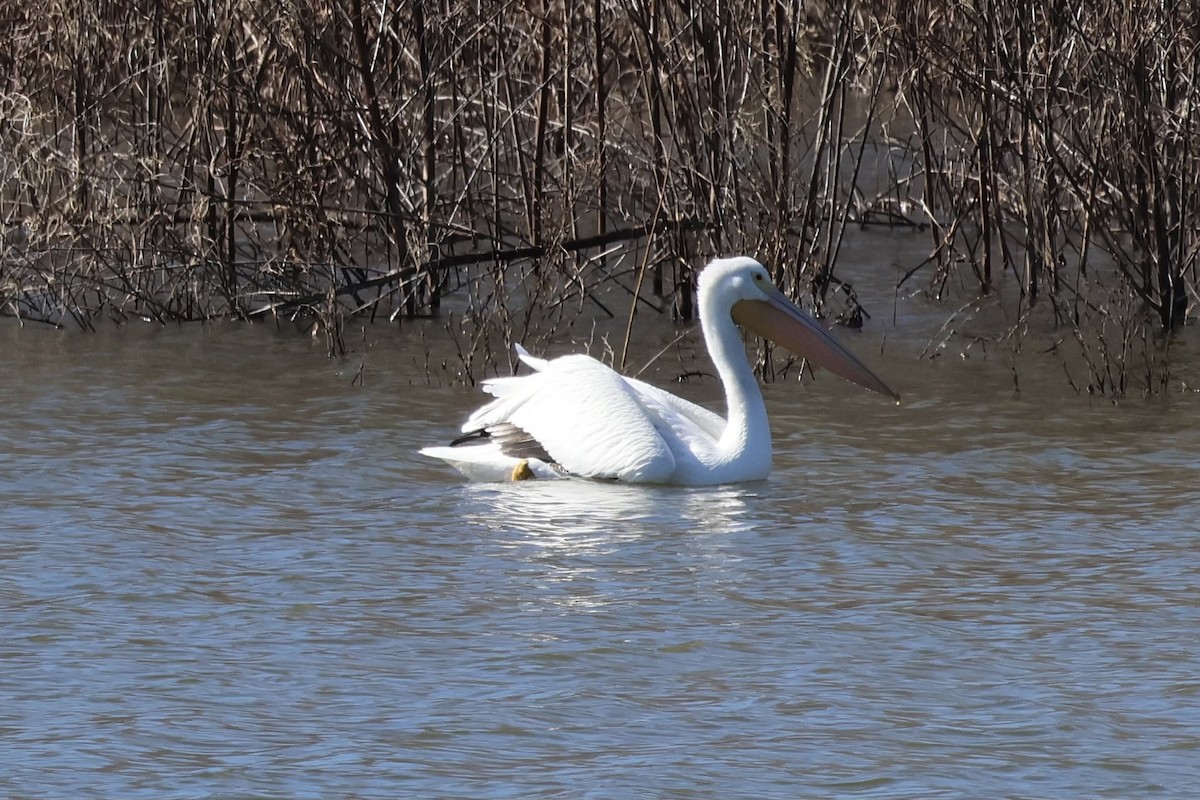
(448, 424, 555, 465)
(450, 428, 490, 447)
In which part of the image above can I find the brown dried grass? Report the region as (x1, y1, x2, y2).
(1, 0, 1196, 393)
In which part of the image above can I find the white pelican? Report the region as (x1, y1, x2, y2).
(421, 256, 897, 485)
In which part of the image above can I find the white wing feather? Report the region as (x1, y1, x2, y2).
(621, 375, 726, 443)
(466, 351, 677, 482)
(516, 343, 726, 445)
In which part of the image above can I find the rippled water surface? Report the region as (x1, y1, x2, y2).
(3, 321, 1200, 799)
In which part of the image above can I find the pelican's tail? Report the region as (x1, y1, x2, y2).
(419, 444, 564, 482)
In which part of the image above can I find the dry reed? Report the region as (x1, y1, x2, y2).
(1, 0, 1195, 393)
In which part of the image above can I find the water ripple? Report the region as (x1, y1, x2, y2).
(2, 325, 1199, 798)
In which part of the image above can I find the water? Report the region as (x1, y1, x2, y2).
(3, 316, 1200, 799)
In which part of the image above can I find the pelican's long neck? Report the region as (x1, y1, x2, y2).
(700, 293, 772, 466)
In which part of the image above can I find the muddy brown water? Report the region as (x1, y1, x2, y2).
(3, 259, 1199, 797)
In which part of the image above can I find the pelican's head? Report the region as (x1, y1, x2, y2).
(700, 256, 899, 400)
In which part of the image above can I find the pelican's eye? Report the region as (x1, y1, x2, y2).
(753, 272, 765, 282)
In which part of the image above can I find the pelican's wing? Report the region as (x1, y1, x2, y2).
(465, 352, 677, 482)
(518, 343, 726, 444)
(621, 376, 726, 442)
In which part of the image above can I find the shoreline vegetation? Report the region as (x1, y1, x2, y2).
(1, 1, 1196, 394)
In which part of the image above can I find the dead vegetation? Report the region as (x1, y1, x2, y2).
(1, 0, 1196, 393)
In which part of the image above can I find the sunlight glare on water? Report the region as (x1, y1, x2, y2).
(2, 320, 1199, 799)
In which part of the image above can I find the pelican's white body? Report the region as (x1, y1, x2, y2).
(420, 257, 894, 485)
